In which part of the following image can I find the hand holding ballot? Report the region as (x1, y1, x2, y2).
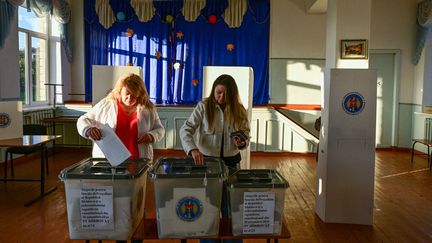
(86, 126, 102, 140)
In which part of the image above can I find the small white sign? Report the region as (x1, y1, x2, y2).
(242, 192, 275, 234)
(80, 185, 114, 230)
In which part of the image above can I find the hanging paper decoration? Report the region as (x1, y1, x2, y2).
(227, 43, 234, 51)
(125, 28, 134, 37)
(156, 51, 162, 59)
(192, 79, 199, 87)
(165, 15, 173, 24)
(116, 11, 126, 21)
(176, 31, 184, 39)
(173, 62, 181, 70)
(209, 15, 217, 24)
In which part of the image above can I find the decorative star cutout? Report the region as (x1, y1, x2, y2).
(176, 31, 184, 39)
(156, 51, 162, 59)
(125, 28, 134, 37)
(227, 43, 234, 52)
(192, 79, 199, 86)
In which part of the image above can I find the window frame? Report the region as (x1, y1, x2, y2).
(18, 6, 62, 108)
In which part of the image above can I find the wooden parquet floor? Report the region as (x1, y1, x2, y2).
(0, 148, 431, 243)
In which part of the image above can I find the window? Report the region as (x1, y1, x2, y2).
(18, 6, 63, 107)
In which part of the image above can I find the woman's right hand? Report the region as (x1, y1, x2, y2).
(86, 127, 102, 140)
(191, 149, 204, 165)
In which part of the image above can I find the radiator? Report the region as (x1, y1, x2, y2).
(23, 109, 54, 134)
(23, 109, 91, 147)
(426, 118, 432, 141)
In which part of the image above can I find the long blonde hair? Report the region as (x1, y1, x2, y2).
(204, 74, 247, 130)
(107, 73, 154, 110)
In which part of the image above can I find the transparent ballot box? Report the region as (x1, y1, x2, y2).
(58, 158, 149, 240)
(226, 169, 289, 236)
(149, 157, 228, 238)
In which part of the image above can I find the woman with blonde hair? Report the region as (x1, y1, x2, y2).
(77, 73, 164, 160)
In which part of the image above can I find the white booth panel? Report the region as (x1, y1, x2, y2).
(92, 65, 143, 105)
(0, 101, 23, 139)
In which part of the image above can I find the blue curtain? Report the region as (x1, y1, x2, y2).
(84, 0, 270, 105)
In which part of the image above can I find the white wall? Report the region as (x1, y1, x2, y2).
(0, 9, 19, 100)
(370, 0, 418, 104)
(270, 0, 326, 58)
(270, 0, 418, 104)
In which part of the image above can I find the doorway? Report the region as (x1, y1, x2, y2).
(369, 51, 400, 148)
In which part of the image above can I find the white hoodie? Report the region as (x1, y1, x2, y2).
(76, 98, 165, 160)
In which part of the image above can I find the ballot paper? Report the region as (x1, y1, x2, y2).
(94, 123, 131, 166)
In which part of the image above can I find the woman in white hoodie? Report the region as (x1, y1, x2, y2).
(180, 74, 250, 243)
(76, 73, 164, 161)
(180, 74, 250, 167)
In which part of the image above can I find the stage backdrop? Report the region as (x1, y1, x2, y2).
(84, 0, 269, 105)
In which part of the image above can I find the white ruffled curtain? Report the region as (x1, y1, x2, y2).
(95, 0, 249, 28)
(131, 0, 155, 23)
(181, 0, 205, 22)
(26, 0, 72, 62)
(95, 0, 115, 29)
(222, 0, 247, 28)
(414, 0, 432, 64)
(418, 0, 432, 27)
(6, 0, 24, 7)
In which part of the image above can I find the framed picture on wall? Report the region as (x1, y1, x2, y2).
(340, 39, 368, 59)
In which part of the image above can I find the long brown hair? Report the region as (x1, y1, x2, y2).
(107, 73, 154, 110)
(204, 74, 247, 130)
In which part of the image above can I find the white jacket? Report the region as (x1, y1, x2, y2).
(180, 101, 250, 157)
(76, 98, 165, 160)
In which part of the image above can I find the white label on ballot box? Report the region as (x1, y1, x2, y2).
(80, 185, 114, 230)
(243, 192, 275, 234)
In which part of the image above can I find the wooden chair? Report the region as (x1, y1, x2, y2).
(4, 124, 49, 179)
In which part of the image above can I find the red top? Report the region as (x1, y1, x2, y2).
(115, 102, 139, 158)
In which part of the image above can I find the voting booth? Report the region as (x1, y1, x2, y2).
(226, 170, 289, 236)
(316, 69, 377, 225)
(203, 66, 254, 169)
(0, 101, 23, 140)
(59, 158, 149, 240)
(92, 65, 143, 105)
(149, 157, 228, 238)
